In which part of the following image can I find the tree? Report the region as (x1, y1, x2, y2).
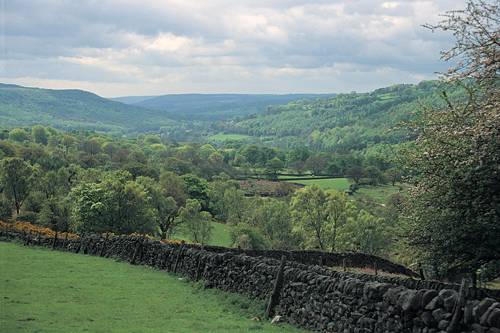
(345, 166, 367, 184)
(290, 184, 348, 251)
(136, 176, 183, 240)
(364, 166, 387, 186)
(306, 155, 326, 175)
(73, 171, 155, 235)
(291, 161, 307, 176)
(264, 157, 284, 180)
(384, 168, 403, 186)
(80, 139, 102, 156)
(179, 199, 213, 245)
(396, 0, 500, 282)
(424, 0, 500, 87)
(338, 210, 392, 255)
(0, 157, 39, 214)
(180, 173, 211, 211)
(61, 135, 77, 157)
(8, 128, 29, 142)
(31, 125, 48, 145)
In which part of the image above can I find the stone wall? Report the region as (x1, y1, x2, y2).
(2, 229, 500, 333)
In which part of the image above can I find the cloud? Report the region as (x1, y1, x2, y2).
(2, 0, 464, 96)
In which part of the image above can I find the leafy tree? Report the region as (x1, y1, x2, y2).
(0, 141, 16, 158)
(80, 138, 102, 156)
(73, 171, 155, 235)
(9, 128, 29, 142)
(0, 157, 39, 214)
(306, 155, 326, 175)
(345, 166, 367, 184)
(179, 199, 213, 245)
(397, 0, 500, 282)
(180, 173, 211, 211)
(290, 184, 348, 251)
(250, 198, 296, 249)
(122, 162, 159, 181)
(37, 197, 72, 232)
(164, 157, 192, 175)
(338, 210, 392, 255)
(208, 173, 242, 222)
(264, 157, 284, 180)
(136, 176, 183, 239)
(145, 135, 162, 144)
(364, 166, 387, 186)
(229, 222, 267, 249)
(209, 152, 224, 164)
(424, 0, 500, 87)
(0, 197, 13, 220)
(198, 144, 216, 159)
(31, 125, 48, 145)
(384, 167, 403, 185)
(291, 160, 307, 176)
(61, 135, 77, 157)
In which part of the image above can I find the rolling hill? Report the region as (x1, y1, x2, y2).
(0, 84, 181, 134)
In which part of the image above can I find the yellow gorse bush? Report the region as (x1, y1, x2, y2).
(0, 220, 79, 239)
(0, 220, 201, 246)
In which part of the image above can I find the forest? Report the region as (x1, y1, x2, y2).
(1, 0, 500, 286)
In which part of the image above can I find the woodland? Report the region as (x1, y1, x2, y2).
(1, 0, 499, 287)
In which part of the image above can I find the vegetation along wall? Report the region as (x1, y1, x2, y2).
(2, 225, 500, 333)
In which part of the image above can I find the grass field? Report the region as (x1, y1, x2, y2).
(286, 178, 352, 192)
(286, 178, 410, 204)
(207, 133, 251, 142)
(168, 221, 231, 248)
(0, 241, 307, 333)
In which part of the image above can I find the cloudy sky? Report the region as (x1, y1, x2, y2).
(2, 0, 464, 97)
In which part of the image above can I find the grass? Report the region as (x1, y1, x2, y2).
(168, 221, 231, 248)
(207, 133, 251, 142)
(1, 241, 307, 333)
(354, 183, 411, 203)
(286, 178, 352, 192)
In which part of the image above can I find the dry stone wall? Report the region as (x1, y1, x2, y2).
(2, 228, 500, 333)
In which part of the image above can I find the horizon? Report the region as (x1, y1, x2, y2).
(2, 1, 462, 98)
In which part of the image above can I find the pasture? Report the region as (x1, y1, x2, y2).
(0, 241, 306, 333)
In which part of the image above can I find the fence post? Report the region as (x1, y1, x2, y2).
(447, 278, 468, 333)
(374, 262, 378, 275)
(266, 255, 286, 319)
(62, 233, 68, 250)
(99, 233, 108, 257)
(52, 231, 58, 250)
(173, 240, 185, 274)
(130, 235, 145, 265)
(24, 230, 31, 246)
(343, 259, 347, 272)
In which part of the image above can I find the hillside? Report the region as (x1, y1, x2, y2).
(201, 81, 465, 152)
(0, 84, 181, 135)
(113, 93, 335, 122)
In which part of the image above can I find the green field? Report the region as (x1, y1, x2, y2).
(286, 178, 410, 204)
(0, 241, 307, 333)
(207, 133, 251, 142)
(169, 221, 231, 248)
(287, 178, 352, 192)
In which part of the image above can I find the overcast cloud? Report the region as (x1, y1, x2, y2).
(1, 0, 464, 97)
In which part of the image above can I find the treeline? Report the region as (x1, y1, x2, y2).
(0, 124, 404, 257)
(202, 81, 466, 152)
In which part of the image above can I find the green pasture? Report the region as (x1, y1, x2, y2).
(168, 221, 231, 248)
(287, 178, 352, 192)
(286, 178, 410, 204)
(207, 133, 251, 142)
(355, 183, 411, 203)
(0, 241, 306, 333)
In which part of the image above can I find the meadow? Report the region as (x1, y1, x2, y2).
(0, 241, 307, 333)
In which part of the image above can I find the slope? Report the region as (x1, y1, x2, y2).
(0, 84, 181, 134)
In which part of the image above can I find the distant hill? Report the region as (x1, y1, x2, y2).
(0, 85, 181, 134)
(119, 93, 336, 121)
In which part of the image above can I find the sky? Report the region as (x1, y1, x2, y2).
(1, 0, 464, 98)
